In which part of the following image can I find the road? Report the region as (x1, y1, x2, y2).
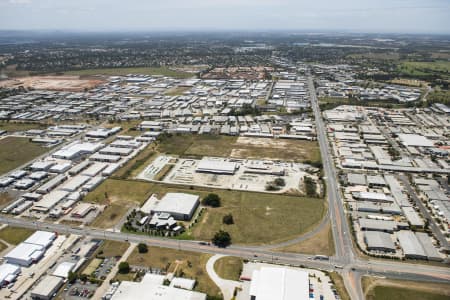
(307, 74, 361, 298)
(1, 215, 449, 295)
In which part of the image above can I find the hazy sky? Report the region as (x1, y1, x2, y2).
(0, 0, 449, 34)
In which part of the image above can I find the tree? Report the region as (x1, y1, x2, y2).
(118, 262, 130, 274)
(138, 243, 148, 253)
(68, 271, 77, 284)
(202, 193, 221, 207)
(274, 177, 286, 187)
(212, 230, 231, 248)
(222, 213, 234, 225)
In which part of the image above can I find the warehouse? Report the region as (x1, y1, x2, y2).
(24, 231, 56, 248)
(71, 203, 96, 218)
(110, 139, 142, 148)
(32, 190, 69, 213)
(398, 134, 434, 147)
(352, 191, 394, 203)
(249, 267, 309, 300)
(110, 273, 206, 300)
(49, 162, 72, 174)
(0, 263, 21, 287)
(36, 174, 67, 194)
(68, 161, 91, 176)
(52, 261, 76, 278)
(58, 175, 91, 192)
(152, 193, 200, 221)
(30, 275, 64, 300)
(30, 161, 55, 171)
(89, 153, 121, 163)
(196, 159, 238, 175)
(99, 146, 133, 156)
(82, 176, 104, 191)
(397, 230, 427, 259)
(402, 206, 425, 228)
(359, 219, 397, 233)
(81, 162, 108, 177)
(347, 173, 366, 186)
(364, 231, 396, 253)
(415, 232, 442, 261)
(53, 142, 103, 160)
(4, 243, 45, 266)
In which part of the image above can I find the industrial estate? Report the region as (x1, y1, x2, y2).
(0, 30, 449, 300)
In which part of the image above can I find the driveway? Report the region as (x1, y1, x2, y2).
(206, 254, 242, 300)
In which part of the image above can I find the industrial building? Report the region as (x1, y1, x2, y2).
(196, 159, 239, 175)
(0, 263, 21, 287)
(4, 243, 45, 266)
(110, 273, 206, 300)
(249, 267, 309, 300)
(397, 230, 427, 259)
(364, 231, 396, 253)
(152, 193, 200, 221)
(24, 231, 56, 248)
(30, 275, 64, 300)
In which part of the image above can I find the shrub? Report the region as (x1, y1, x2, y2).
(202, 193, 221, 207)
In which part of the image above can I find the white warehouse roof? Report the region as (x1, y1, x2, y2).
(24, 231, 56, 248)
(398, 134, 434, 147)
(4, 243, 44, 266)
(153, 193, 199, 219)
(249, 267, 309, 300)
(196, 159, 238, 174)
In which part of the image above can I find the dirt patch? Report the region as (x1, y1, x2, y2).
(0, 75, 104, 91)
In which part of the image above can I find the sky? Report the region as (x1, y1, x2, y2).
(0, 0, 449, 34)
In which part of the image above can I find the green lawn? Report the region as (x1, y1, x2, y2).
(368, 286, 449, 300)
(63, 67, 194, 78)
(127, 246, 220, 297)
(0, 226, 34, 245)
(0, 137, 50, 175)
(213, 256, 243, 281)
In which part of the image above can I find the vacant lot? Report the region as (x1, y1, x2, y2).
(0, 226, 34, 245)
(0, 136, 50, 175)
(157, 134, 321, 163)
(0, 241, 7, 253)
(213, 256, 243, 281)
(0, 75, 104, 91)
(84, 179, 155, 228)
(127, 246, 220, 297)
(0, 122, 48, 133)
(98, 240, 129, 258)
(63, 67, 193, 79)
(363, 277, 450, 300)
(274, 221, 334, 256)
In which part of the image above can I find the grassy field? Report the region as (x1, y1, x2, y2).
(330, 272, 351, 300)
(86, 179, 325, 245)
(363, 277, 450, 300)
(0, 122, 48, 132)
(127, 246, 220, 297)
(98, 240, 130, 258)
(111, 145, 157, 179)
(0, 136, 50, 175)
(213, 256, 243, 281)
(0, 241, 7, 253)
(0, 192, 13, 208)
(0, 226, 34, 245)
(274, 221, 334, 256)
(157, 133, 321, 163)
(84, 179, 155, 228)
(82, 258, 102, 276)
(398, 61, 450, 79)
(63, 67, 193, 78)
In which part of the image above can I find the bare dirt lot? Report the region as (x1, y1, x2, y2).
(0, 75, 104, 91)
